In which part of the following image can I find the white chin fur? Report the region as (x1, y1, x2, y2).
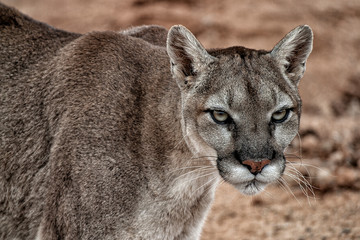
(220, 161, 282, 196)
(234, 181, 267, 196)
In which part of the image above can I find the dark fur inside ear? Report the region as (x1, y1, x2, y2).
(271, 25, 313, 85)
(168, 45, 195, 78)
(166, 25, 214, 88)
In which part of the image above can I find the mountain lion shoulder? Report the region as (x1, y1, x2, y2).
(0, 3, 313, 240)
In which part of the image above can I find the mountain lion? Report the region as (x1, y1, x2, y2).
(0, 3, 313, 240)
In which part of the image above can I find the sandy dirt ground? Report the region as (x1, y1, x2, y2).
(2, 0, 360, 239)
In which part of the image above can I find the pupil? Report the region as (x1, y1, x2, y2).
(217, 111, 225, 117)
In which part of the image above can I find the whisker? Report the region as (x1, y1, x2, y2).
(277, 179, 290, 194)
(189, 160, 217, 164)
(278, 177, 302, 206)
(172, 167, 214, 182)
(190, 155, 218, 159)
(199, 176, 222, 201)
(174, 169, 216, 186)
(168, 165, 214, 174)
(189, 158, 217, 163)
(286, 163, 314, 185)
(217, 179, 226, 187)
(281, 131, 318, 206)
(287, 161, 332, 176)
(284, 154, 302, 160)
(285, 163, 318, 199)
(190, 175, 219, 197)
(286, 162, 313, 181)
(260, 187, 276, 200)
(286, 162, 311, 180)
(283, 171, 316, 203)
(189, 156, 218, 164)
(287, 168, 319, 193)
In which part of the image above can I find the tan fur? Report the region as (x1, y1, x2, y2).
(0, 3, 313, 239)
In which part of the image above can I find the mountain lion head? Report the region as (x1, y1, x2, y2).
(167, 25, 313, 195)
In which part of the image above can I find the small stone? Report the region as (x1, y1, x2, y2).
(341, 228, 351, 235)
(336, 167, 359, 187)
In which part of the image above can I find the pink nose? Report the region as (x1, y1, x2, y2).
(242, 159, 271, 174)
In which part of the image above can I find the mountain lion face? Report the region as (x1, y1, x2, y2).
(167, 25, 312, 195)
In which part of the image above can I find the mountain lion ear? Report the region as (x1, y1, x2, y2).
(271, 25, 313, 86)
(167, 25, 215, 88)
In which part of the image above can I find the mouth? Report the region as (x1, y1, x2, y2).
(217, 158, 284, 196)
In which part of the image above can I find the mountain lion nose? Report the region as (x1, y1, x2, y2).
(242, 159, 271, 174)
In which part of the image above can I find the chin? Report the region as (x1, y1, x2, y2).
(234, 180, 268, 196)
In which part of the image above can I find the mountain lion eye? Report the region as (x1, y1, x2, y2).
(271, 109, 291, 123)
(210, 110, 230, 124)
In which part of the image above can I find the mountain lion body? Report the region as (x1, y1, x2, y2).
(0, 4, 313, 240)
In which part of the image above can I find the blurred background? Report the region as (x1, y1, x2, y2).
(2, 0, 359, 239)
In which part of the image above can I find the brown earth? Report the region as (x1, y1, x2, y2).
(2, 0, 360, 239)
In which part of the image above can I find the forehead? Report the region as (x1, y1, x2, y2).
(201, 47, 297, 111)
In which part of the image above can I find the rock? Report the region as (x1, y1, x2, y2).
(328, 151, 345, 165)
(335, 167, 359, 188)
